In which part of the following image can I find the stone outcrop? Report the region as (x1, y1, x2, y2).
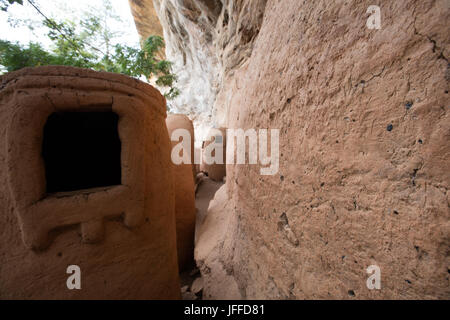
(195, 184, 241, 299)
(148, 0, 267, 139)
(166, 114, 197, 271)
(128, 0, 164, 39)
(0, 66, 180, 299)
(134, 0, 450, 299)
(226, 0, 449, 299)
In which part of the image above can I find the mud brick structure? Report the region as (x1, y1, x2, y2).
(166, 114, 196, 271)
(0, 66, 180, 299)
(200, 127, 227, 182)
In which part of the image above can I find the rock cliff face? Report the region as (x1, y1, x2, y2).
(133, 0, 450, 299)
(129, 0, 164, 39)
(132, 0, 267, 138)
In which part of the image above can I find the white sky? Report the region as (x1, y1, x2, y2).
(0, 0, 140, 48)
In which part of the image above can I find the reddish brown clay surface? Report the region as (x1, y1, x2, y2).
(194, 0, 450, 299)
(0, 66, 180, 299)
(166, 114, 196, 271)
(200, 128, 227, 182)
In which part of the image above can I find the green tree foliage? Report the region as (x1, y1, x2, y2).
(0, 40, 91, 70)
(0, 0, 179, 99)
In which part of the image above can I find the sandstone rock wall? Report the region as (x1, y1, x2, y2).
(195, 184, 241, 299)
(129, 0, 164, 39)
(222, 0, 449, 299)
(134, 0, 450, 299)
(149, 0, 267, 139)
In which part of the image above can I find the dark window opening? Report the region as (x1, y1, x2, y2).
(42, 111, 121, 193)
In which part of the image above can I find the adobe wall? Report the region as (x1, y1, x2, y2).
(166, 114, 196, 271)
(200, 127, 227, 182)
(0, 66, 180, 299)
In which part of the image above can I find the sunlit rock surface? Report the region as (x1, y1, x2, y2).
(129, 0, 164, 39)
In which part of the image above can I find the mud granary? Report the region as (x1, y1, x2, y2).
(0, 66, 181, 299)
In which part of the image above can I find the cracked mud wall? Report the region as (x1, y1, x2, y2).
(133, 0, 449, 299)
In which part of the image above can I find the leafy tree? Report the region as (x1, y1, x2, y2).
(0, 0, 179, 99)
(0, 40, 94, 70)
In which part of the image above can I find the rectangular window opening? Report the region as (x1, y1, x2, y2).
(42, 111, 122, 193)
